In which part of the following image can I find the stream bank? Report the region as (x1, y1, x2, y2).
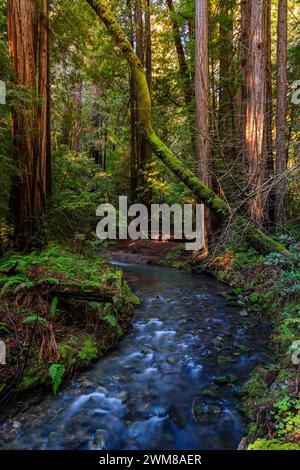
(193, 239, 300, 450)
(0, 247, 138, 408)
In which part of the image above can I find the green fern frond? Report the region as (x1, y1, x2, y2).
(48, 364, 65, 395)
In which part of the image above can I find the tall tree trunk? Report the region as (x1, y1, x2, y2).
(38, 0, 51, 198)
(236, 0, 249, 159)
(265, 0, 274, 228)
(134, 0, 144, 169)
(166, 0, 192, 107)
(140, 0, 152, 167)
(166, 0, 196, 158)
(72, 81, 83, 153)
(7, 0, 50, 250)
(85, 0, 286, 255)
(195, 0, 211, 248)
(128, 0, 138, 195)
(275, 0, 288, 230)
(218, 0, 236, 191)
(244, 0, 268, 227)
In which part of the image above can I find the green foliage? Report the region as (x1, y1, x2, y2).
(78, 340, 99, 363)
(49, 297, 59, 317)
(248, 438, 300, 451)
(0, 246, 124, 293)
(23, 315, 47, 325)
(49, 148, 115, 241)
(271, 396, 300, 438)
(103, 303, 118, 327)
(48, 364, 65, 396)
(265, 249, 300, 270)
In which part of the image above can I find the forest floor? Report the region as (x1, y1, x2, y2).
(0, 247, 139, 414)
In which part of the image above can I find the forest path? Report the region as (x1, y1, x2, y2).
(0, 262, 269, 450)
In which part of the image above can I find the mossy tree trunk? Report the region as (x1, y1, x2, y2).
(86, 0, 286, 255)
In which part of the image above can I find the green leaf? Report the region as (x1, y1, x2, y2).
(48, 364, 65, 396)
(50, 297, 59, 316)
(103, 313, 117, 327)
(23, 315, 47, 324)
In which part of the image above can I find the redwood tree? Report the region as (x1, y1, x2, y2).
(275, 0, 288, 229)
(195, 0, 211, 246)
(166, 0, 192, 108)
(244, 0, 269, 227)
(7, 0, 51, 249)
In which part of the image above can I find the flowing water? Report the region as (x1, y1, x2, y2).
(0, 262, 269, 450)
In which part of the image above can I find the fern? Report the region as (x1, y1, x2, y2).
(23, 315, 47, 324)
(103, 313, 117, 327)
(88, 301, 100, 312)
(2, 275, 29, 290)
(103, 304, 118, 327)
(48, 364, 65, 395)
(49, 296, 59, 316)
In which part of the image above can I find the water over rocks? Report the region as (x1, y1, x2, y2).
(0, 263, 269, 450)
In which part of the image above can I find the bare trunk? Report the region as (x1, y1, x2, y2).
(38, 0, 51, 200)
(219, 1, 235, 156)
(8, 0, 50, 249)
(195, 0, 211, 247)
(128, 0, 138, 195)
(265, 0, 274, 228)
(140, 0, 152, 166)
(275, 0, 288, 230)
(244, 0, 268, 227)
(166, 0, 192, 107)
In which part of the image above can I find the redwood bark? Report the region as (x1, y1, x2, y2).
(195, 0, 210, 186)
(244, 0, 268, 226)
(195, 0, 211, 246)
(275, 0, 288, 229)
(140, 0, 152, 167)
(166, 0, 192, 107)
(265, 0, 274, 227)
(7, 0, 50, 249)
(38, 0, 51, 201)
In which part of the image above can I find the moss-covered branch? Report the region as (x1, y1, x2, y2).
(86, 0, 286, 255)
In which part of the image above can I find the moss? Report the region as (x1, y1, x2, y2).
(127, 292, 141, 306)
(248, 438, 300, 450)
(77, 339, 99, 363)
(18, 364, 47, 392)
(59, 344, 77, 366)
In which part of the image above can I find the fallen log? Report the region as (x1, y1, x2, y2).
(49, 287, 117, 303)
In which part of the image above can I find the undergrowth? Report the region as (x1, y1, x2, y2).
(195, 235, 300, 449)
(0, 246, 136, 402)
